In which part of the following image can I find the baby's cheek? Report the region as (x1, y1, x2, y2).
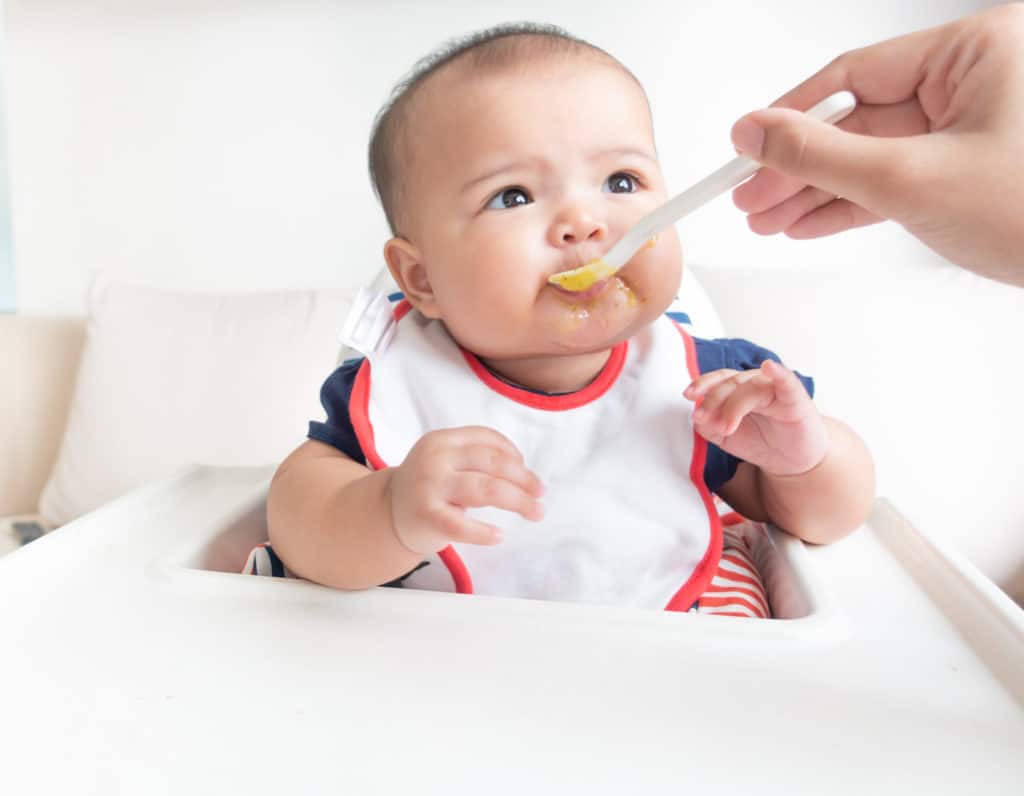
(656, 229, 684, 271)
(458, 282, 539, 342)
(634, 243, 682, 306)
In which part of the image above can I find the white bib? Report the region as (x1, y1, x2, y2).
(346, 298, 723, 610)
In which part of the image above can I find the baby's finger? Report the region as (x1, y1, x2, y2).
(447, 472, 546, 522)
(716, 378, 777, 436)
(446, 426, 525, 462)
(684, 368, 739, 400)
(692, 381, 744, 435)
(691, 369, 763, 421)
(761, 359, 810, 406)
(434, 508, 506, 546)
(455, 445, 545, 498)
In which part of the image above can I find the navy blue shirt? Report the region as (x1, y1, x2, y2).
(308, 336, 813, 494)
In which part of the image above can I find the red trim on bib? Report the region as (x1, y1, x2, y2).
(662, 322, 724, 612)
(438, 547, 473, 593)
(350, 359, 387, 472)
(350, 354, 472, 594)
(393, 299, 414, 322)
(460, 342, 628, 411)
(350, 298, 411, 471)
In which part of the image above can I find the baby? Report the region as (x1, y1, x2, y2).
(254, 23, 875, 615)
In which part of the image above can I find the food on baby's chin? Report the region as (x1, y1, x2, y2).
(554, 278, 641, 334)
(558, 304, 591, 333)
(547, 258, 616, 292)
(560, 279, 637, 322)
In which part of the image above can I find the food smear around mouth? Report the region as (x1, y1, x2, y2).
(554, 278, 639, 335)
(612, 278, 638, 307)
(557, 304, 591, 333)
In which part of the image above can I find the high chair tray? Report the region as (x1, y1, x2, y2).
(1, 465, 1021, 794)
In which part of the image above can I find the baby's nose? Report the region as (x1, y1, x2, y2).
(551, 206, 608, 246)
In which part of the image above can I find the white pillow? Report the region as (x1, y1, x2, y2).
(39, 278, 355, 527)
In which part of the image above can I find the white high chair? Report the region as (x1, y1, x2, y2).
(1, 271, 1022, 794)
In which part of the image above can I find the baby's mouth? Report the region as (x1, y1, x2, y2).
(548, 275, 614, 303)
(548, 252, 626, 293)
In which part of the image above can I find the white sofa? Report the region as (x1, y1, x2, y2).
(3, 262, 1023, 605)
(0, 314, 84, 526)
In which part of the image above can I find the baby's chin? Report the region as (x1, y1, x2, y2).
(535, 279, 669, 351)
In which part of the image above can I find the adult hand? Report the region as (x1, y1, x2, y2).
(388, 426, 545, 555)
(730, 3, 1024, 286)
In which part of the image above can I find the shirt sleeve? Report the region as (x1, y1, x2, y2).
(693, 337, 815, 494)
(307, 358, 368, 465)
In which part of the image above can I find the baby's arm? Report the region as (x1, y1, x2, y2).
(267, 428, 545, 589)
(267, 440, 421, 588)
(714, 419, 874, 543)
(685, 359, 874, 544)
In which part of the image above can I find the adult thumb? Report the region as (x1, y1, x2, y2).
(732, 107, 914, 218)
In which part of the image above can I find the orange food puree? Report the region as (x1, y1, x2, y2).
(547, 237, 658, 292)
(547, 258, 616, 291)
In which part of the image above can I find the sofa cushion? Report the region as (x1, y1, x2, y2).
(0, 315, 85, 517)
(39, 278, 355, 527)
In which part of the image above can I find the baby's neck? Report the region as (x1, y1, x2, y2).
(480, 349, 612, 395)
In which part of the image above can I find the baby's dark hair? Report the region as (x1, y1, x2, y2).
(368, 22, 641, 235)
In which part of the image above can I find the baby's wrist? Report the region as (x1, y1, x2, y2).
(380, 463, 436, 557)
(764, 446, 829, 479)
(764, 421, 831, 479)
(380, 467, 423, 556)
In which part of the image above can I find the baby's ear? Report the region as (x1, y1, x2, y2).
(383, 237, 441, 319)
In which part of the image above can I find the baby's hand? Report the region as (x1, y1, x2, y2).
(684, 359, 827, 476)
(387, 426, 545, 555)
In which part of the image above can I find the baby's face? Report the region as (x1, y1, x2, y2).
(391, 56, 682, 362)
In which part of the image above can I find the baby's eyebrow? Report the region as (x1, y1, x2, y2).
(598, 147, 659, 165)
(461, 160, 534, 195)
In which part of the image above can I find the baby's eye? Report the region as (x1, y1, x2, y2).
(603, 172, 639, 194)
(486, 187, 533, 210)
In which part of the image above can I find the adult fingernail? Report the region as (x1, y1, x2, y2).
(732, 118, 765, 158)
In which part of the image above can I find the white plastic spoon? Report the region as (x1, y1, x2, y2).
(548, 90, 858, 292)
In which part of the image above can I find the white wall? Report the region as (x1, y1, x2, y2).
(4, 0, 999, 314)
